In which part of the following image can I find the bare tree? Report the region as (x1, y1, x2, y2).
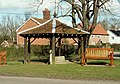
(31, 0, 120, 31)
(54, 0, 111, 58)
(0, 15, 20, 43)
(24, 11, 32, 21)
(0, 16, 10, 41)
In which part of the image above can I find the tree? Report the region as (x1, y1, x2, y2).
(0, 16, 10, 41)
(33, 0, 112, 40)
(24, 12, 32, 21)
(0, 15, 21, 43)
(56, 0, 112, 61)
(100, 19, 109, 30)
(32, 0, 120, 31)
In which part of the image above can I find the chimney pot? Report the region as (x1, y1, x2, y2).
(43, 8, 50, 20)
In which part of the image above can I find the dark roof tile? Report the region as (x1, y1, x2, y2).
(110, 30, 120, 36)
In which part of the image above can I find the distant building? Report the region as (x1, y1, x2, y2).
(107, 30, 120, 44)
(1, 40, 12, 47)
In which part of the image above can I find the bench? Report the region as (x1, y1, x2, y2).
(0, 50, 6, 65)
(82, 48, 114, 66)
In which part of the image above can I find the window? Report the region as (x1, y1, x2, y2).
(91, 35, 94, 38)
(98, 35, 101, 38)
(111, 37, 114, 39)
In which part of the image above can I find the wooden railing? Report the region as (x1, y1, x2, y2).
(82, 48, 114, 66)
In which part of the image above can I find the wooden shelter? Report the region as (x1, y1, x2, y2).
(19, 18, 90, 64)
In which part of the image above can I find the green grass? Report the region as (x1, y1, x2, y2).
(0, 60, 120, 80)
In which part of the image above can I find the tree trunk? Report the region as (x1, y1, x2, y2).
(72, 0, 77, 28)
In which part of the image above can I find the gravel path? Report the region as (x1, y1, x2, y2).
(0, 76, 120, 84)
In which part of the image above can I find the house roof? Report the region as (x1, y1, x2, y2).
(18, 18, 90, 35)
(16, 17, 48, 32)
(32, 17, 48, 24)
(109, 30, 120, 36)
(78, 23, 108, 35)
(92, 23, 108, 35)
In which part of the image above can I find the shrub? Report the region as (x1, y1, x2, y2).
(0, 44, 78, 62)
(111, 44, 120, 52)
(0, 45, 24, 61)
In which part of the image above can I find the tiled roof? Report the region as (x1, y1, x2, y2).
(92, 23, 108, 35)
(32, 17, 48, 24)
(19, 18, 89, 35)
(110, 30, 120, 36)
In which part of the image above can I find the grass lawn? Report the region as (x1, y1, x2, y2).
(0, 59, 120, 80)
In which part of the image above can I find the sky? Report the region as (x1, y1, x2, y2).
(0, 0, 120, 25)
(0, 0, 55, 16)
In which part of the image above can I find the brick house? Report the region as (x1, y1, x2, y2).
(89, 23, 109, 45)
(16, 8, 51, 45)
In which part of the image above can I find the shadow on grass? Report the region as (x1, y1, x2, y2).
(87, 61, 109, 65)
(18, 58, 49, 64)
(30, 59, 49, 64)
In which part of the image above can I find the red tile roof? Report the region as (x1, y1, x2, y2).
(92, 23, 108, 35)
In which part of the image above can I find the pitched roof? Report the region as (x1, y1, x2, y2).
(18, 18, 90, 35)
(92, 23, 108, 35)
(78, 23, 108, 35)
(32, 17, 48, 24)
(109, 30, 120, 36)
(16, 17, 48, 32)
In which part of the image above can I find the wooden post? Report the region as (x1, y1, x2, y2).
(58, 38, 61, 56)
(110, 53, 114, 66)
(52, 35, 56, 64)
(24, 37, 27, 64)
(28, 37, 31, 63)
(78, 38, 81, 63)
(49, 38, 52, 64)
(81, 37, 85, 64)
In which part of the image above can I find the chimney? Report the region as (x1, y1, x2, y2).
(43, 8, 51, 20)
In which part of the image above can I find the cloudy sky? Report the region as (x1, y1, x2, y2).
(0, 0, 56, 14)
(0, 0, 120, 24)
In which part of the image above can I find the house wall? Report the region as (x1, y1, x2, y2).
(17, 36, 49, 45)
(17, 19, 39, 33)
(107, 30, 120, 44)
(89, 35, 109, 45)
(17, 19, 40, 45)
